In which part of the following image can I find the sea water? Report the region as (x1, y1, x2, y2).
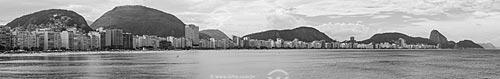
(0, 49, 499, 79)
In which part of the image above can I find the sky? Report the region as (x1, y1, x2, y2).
(0, 0, 499, 47)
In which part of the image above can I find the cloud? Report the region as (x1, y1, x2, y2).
(0, 19, 7, 25)
(110, 0, 145, 5)
(187, 0, 227, 12)
(371, 15, 392, 19)
(291, 0, 500, 18)
(410, 14, 500, 44)
(315, 22, 371, 40)
(1, 0, 500, 46)
(487, 37, 500, 46)
(294, 0, 391, 16)
(472, 11, 500, 18)
(266, 13, 306, 29)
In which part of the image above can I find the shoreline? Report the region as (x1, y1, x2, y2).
(0, 49, 498, 57)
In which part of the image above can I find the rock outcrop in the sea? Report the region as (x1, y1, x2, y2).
(6, 9, 92, 32)
(456, 40, 484, 49)
(91, 5, 185, 37)
(429, 30, 456, 48)
(243, 26, 334, 42)
(360, 32, 437, 45)
(199, 29, 230, 40)
(430, 30, 448, 44)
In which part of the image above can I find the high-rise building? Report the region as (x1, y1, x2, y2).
(105, 29, 123, 49)
(242, 37, 250, 48)
(209, 38, 216, 48)
(88, 31, 102, 50)
(398, 38, 407, 48)
(35, 30, 62, 50)
(60, 31, 74, 49)
(133, 35, 140, 49)
(99, 32, 106, 49)
(172, 37, 187, 48)
(185, 24, 199, 46)
(12, 30, 38, 49)
(268, 39, 275, 48)
(232, 35, 241, 47)
(275, 38, 283, 48)
(123, 33, 133, 49)
(0, 27, 13, 50)
(72, 33, 90, 50)
(292, 38, 299, 48)
(350, 36, 356, 49)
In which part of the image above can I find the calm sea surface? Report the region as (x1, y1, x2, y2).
(0, 49, 500, 79)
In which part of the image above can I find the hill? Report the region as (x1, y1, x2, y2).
(243, 26, 334, 42)
(430, 30, 455, 48)
(456, 40, 484, 49)
(199, 29, 230, 40)
(91, 5, 185, 37)
(6, 9, 92, 32)
(360, 32, 437, 45)
(430, 30, 448, 44)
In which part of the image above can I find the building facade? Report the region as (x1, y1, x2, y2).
(13, 30, 38, 49)
(88, 31, 102, 50)
(185, 24, 199, 46)
(123, 33, 133, 49)
(0, 27, 13, 50)
(35, 30, 62, 50)
(105, 29, 123, 49)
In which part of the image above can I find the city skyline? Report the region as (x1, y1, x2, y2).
(0, 0, 499, 47)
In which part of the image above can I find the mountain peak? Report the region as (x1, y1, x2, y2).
(376, 32, 408, 35)
(430, 29, 450, 48)
(6, 9, 92, 32)
(200, 29, 230, 40)
(91, 5, 185, 37)
(431, 29, 439, 32)
(40, 9, 76, 12)
(294, 26, 315, 30)
(116, 5, 147, 8)
(113, 5, 155, 10)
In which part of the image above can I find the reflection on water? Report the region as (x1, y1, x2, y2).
(0, 52, 198, 79)
(0, 49, 500, 79)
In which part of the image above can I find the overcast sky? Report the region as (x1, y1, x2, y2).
(0, 0, 499, 46)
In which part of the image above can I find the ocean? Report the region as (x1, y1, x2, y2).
(0, 49, 499, 79)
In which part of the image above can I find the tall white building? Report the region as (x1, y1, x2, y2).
(60, 31, 74, 49)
